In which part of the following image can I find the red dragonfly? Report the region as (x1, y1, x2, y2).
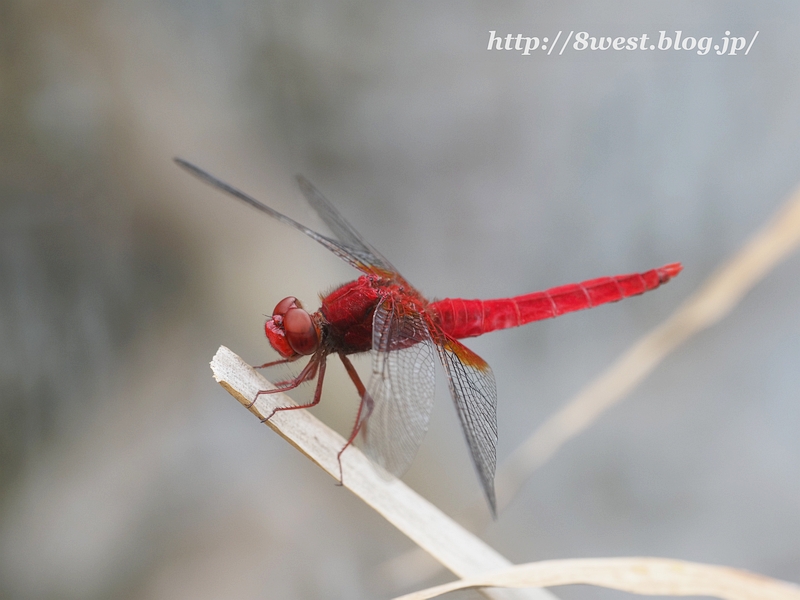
(177, 158, 681, 514)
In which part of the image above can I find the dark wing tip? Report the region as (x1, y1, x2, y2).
(174, 157, 209, 181)
(174, 156, 192, 170)
(295, 174, 313, 193)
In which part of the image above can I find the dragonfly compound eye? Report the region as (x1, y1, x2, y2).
(273, 296, 300, 317)
(283, 307, 319, 355)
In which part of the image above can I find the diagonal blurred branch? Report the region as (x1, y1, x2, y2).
(495, 182, 800, 510)
(391, 557, 800, 600)
(210, 346, 557, 600)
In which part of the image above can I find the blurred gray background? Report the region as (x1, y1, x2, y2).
(1, 1, 798, 599)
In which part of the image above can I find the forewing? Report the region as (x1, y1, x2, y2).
(359, 298, 436, 478)
(296, 176, 400, 278)
(175, 159, 397, 277)
(435, 333, 498, 515)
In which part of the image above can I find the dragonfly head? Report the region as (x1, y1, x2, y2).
(264, 296, 320, 357)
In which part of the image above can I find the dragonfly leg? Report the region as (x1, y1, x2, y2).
(247, 356, 319, 409)
(253, 355, 302, 369)
(258, 358, 327, 423)
(335, 354, 375, 486)
(247, 356, 309, 408)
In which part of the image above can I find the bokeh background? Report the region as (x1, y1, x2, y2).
(1, 2, 798, 599)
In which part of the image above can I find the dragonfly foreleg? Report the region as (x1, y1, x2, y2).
(258, 358, 328, 423)
(253, 354, 303, 369)
(247, 355, 321, 410)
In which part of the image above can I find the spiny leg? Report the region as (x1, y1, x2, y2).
(254, 353, 334, 399)
(335, 354, 375, 485)
(253, 355, 302, 370)
(259, 358, 327, 423)
(247, 356, 319, 410)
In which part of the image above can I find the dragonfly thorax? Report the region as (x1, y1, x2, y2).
(264, 296, 321, 357)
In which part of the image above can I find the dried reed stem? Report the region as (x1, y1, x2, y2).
(392, 557, 800, 600)
(210, 346, 556, 600)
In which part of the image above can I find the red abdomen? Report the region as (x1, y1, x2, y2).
(430, 263, 682, 339)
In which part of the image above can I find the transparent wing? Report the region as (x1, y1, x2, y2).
(296, 176, 399, 277)
(175, 159, 398, 277)
(435, 334, 498, 515)
(359, 298, 436, 477)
